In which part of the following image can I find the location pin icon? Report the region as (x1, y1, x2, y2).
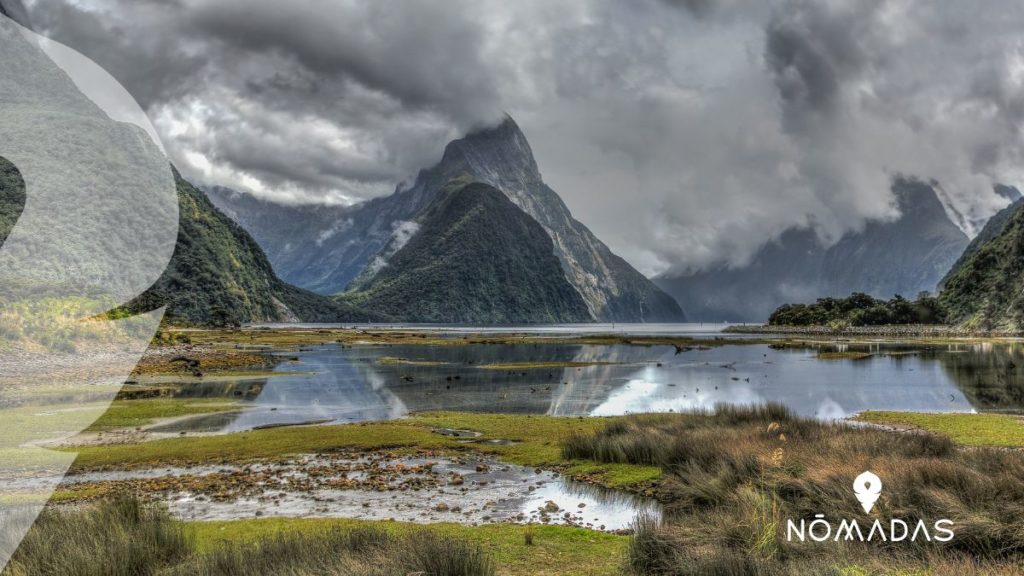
(853, 471, 882, 513)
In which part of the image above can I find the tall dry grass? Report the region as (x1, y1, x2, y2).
(3, 498, 494, 576)
(565, 404, 1024, 575)
(3, 498, 189, 576)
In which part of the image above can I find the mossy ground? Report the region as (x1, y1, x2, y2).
(184, 517, 628, 576)
(87, 399, 241, 432)
(52, 404, 1024, 575)
(856, 411, 1024, 447)
(816, 351, 874, 360)
(65, 410, 661, 489)
(377, 356, 450, 366)
(571, 406, 1024, 575)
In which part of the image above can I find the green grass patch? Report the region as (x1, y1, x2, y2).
(410, 413, 663, 487)
(65, 412, 661, 490)
(67, 421, 450, 471)
(184, 517, 628, 576)
(562, 461, 662, 488)
(856, 411, 1024, 447)
(816, 351, 873, 360)
(87, 399, 240, 432)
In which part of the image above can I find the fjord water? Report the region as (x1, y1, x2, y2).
(153, 325, 1024, 434)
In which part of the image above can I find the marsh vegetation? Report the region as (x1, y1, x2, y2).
(564, 404, 1024, 574)
(4, 498, 494, 576)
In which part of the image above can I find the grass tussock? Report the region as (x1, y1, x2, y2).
(4, 498, 494, 576)
(564, 404, 1024, 575)
(3, 498, 189, 576)
(168, 526, 494, 576)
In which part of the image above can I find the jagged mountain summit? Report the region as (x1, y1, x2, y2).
(210, 117, 685, 323)
(655, 180, 971, 323)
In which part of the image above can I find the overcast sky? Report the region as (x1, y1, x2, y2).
(21, 0, 1024, 276)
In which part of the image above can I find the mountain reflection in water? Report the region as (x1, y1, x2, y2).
(155, 341, 1024, 433)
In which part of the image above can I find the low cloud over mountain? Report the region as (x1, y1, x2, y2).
(25, 0, 1024, 275)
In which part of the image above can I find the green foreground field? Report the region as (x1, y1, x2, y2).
(30, 325, 1024, 575)
(25, 398, 1024, 575)
(184, 518, 628, 576)
(856, 411, 1024, 447)
(64, 411, 662, 490)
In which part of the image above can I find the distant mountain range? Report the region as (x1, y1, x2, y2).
(7, 0, 1024, 329)
(1, 25, 1016, 329)
(211, 117, 685, 324)
(0, 5, 372, 328)
(655, 180, 982, 322)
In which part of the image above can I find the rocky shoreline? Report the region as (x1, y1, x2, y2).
(131, 343, 278, 376)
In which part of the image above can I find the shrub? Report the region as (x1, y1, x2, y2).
(769, 292, 949, 326)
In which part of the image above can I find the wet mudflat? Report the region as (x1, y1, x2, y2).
(57, 453, 659, 532)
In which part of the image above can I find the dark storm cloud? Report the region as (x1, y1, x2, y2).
(766, 5, 858, 116)
(0, 0, 31, 27)
(661, 0, 715, 18)
(185, 0, 504, 122)
(22, 0, 1024, 274)
(28, 0, 507, 203)
(31, 0, 201, 107)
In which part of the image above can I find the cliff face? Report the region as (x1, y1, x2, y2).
(212, 117, 685, 323)
(657, 180, 970, 322)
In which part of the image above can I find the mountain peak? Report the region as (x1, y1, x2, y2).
(439, 115, 542, 185)
(336, 180, 593, 324)
(995, 184, 1023, 203)
(892, 178, 947, 217)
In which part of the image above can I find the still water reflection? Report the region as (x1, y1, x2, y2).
(152, 341, 1024, 433)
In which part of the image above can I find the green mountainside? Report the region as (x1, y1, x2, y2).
(337, 182, 592, 324)
(939, 188, 1022, 292)
(127, 170, 383, 325)
(939, 197, 1024, 330)
(0, 155, 24, 248)
(0, 157, 379, 326)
